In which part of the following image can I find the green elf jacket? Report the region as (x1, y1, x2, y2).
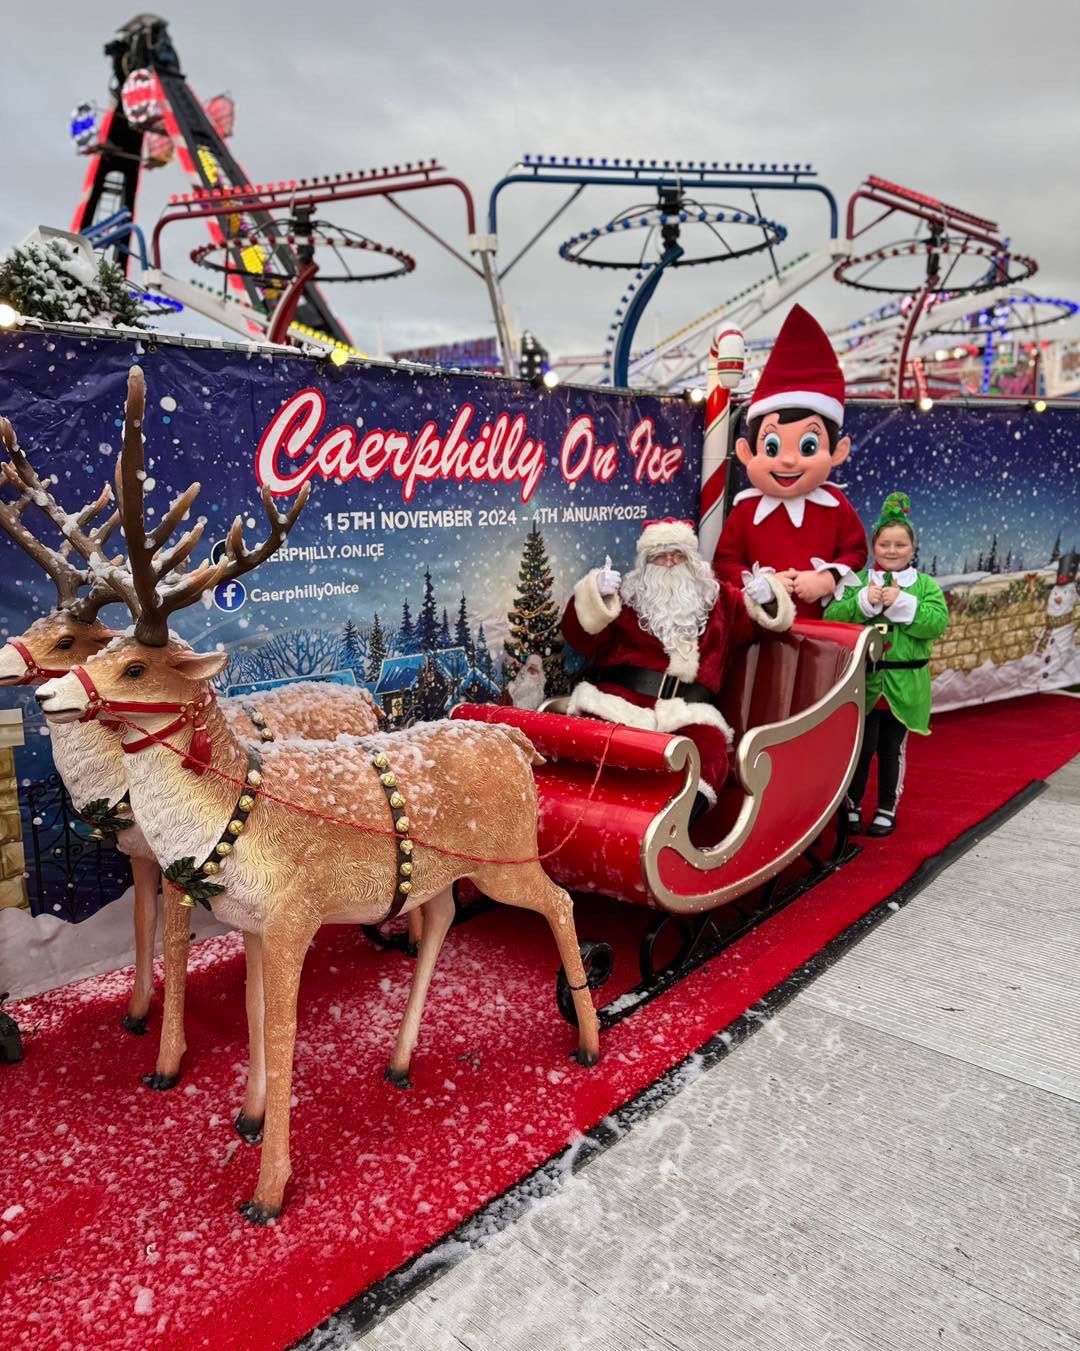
(824, 566, 949, 734)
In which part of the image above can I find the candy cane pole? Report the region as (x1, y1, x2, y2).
(698, 327, 745, 561)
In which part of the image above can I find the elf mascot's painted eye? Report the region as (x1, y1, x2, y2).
(799, 432, 820, 457)
(762, 433, 782, 457)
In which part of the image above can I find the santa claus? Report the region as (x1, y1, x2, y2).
(508, 652, 547, 710)
(561, 518, 794, 808)
(712, 304, 868, 619)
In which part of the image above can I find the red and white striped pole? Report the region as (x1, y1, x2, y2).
(698, 326, 745, 561)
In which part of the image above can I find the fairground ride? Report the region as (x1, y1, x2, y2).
(68, 15, 481, 356)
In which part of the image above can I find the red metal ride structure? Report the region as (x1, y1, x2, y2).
(835, 176, 1037, 399)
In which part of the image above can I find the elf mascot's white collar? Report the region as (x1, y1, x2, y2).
(869, 566, 918, 587)
(732, 485, 839, 528)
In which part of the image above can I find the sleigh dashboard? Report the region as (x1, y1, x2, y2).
(451, 619, 882, 913)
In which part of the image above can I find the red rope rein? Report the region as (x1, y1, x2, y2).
(101, 709, 619, 868)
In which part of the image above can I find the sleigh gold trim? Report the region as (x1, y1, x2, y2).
(452, 619, 881, 914)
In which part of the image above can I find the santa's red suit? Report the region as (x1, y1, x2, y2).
(561, 529, 793, 801)
(713, 485, 868, 620)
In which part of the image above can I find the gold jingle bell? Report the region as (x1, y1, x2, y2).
(399, 861, 413, 877)
(380, 772, 397, 788)
(251, 713, 266, 727)
(90, 827, 104, 840)
(202, 860, 219, 875)
(238, 794, 255, 812)
(398, 880, 412, 895)
(373, 753, 389, 770)
(179, 893, 195, 909)
(394, 816, 410, 834)
(389, 791, 405, 809)
(246, 769, 262, 787)
(228, 819, 245, 836)
(216, 841, 233, 856)
(398, 838, 413, 855)
(259, 728, 275, 742)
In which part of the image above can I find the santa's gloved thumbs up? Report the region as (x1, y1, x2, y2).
(597, 555, 621, 597)
(741, 561, 776, 604)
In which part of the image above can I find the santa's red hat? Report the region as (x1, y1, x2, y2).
(748, 304, 845, 427)
(637, 518, 699, 556)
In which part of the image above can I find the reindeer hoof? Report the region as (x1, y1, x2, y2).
(122, 1013, 148, 1036)
(384, 1065, 412, 1091)
(234, 1112, 264, 1145)
(141, 1070, 180, 1091)
(238, 1199, 279, 1226)
(571, 1047, 600, 1068)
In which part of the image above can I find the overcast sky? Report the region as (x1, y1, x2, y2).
(4, 2, 1079, 364)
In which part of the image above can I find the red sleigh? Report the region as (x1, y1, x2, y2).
(450, 618, 882, 1000)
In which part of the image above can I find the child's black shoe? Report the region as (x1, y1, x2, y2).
(867, 809, 896, 837)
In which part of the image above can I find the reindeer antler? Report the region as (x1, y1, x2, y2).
(0, 418, 125, 622)
(115, 366, 310, 645)
(0, 415, 122, 620)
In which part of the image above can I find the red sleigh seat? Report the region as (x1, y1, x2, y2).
(451, 619, 882, 912)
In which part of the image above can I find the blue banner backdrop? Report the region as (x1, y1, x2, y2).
(0, 330, 700, 917)
(732, 398, 1080, 711)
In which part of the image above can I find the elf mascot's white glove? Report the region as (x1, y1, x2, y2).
(596, 555, 622, 598)
(741, 562, 776, 605)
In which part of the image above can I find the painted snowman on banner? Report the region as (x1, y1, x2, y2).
(1038, 552, 1080, 686)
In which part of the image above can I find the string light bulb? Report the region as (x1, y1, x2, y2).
(0, 304, 20, 328)
(329, 348, 349, 367)
(541, 369, 561, 389)
(917, 396, 934, 412)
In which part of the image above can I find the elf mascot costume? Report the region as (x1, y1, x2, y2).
(713, 304, 868, 618)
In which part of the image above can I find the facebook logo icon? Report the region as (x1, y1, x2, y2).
(213, 579, 247, 612)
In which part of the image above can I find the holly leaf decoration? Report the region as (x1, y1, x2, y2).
(163, 856, 226, 912)
(79, 797, 134, 843)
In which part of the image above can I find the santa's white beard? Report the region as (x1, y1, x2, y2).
(620, 556, 719, 665)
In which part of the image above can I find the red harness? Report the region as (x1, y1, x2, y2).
(70, 665, 215, 775)
(5, 639, 69, 684)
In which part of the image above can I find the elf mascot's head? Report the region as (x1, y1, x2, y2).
(735, 304, 851, 500)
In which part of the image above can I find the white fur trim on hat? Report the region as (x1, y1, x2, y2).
(571, 570, 621, 636)
(746, 390, 844, 428)
(743, 572, 795, 631)
(637, 519, 699, 556)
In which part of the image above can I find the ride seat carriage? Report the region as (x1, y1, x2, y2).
(451, 619, 882, 918)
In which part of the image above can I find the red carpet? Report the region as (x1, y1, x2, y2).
(1, 693, 1078, 1350)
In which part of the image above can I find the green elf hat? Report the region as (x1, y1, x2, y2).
(872, 490, 913, 535)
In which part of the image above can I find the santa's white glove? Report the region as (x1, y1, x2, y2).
(741, 562, 776, 605)
(596, 555, 622, 598)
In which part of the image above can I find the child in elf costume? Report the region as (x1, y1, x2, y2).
(825, 492, 949, 837)
(713, 304, 867, 619)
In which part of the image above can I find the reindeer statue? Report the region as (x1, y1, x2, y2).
(38, 367, 600, 1223)
(0, 374, 383, 1070)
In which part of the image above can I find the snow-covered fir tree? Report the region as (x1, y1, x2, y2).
(414, 653, 449, 720)
(416, 570, 439, 651)
(339, 618, 364, 673)
(367, 612, 388, 682)
(438, 606, 452, 649)
(455, 594, 474, 662)
(503, 523, 566, 693)
(0, 238, 146, 328)
(397, 599, 417, 654)
(474, 622, 494, 676)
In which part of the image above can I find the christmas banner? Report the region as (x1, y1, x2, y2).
(0, 329, 700, 918)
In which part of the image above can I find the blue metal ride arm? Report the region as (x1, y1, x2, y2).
(611, 243, 684, 387)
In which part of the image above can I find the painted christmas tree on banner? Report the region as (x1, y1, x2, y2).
(503, 523, 566, 695)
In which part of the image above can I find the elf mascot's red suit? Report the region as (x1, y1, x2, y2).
(712, 305, 868, 620)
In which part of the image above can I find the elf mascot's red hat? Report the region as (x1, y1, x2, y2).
(748, 304, 845, 428)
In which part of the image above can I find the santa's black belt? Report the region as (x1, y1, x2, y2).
(870, 658, 928, 671)
(597, 665, 713, 703)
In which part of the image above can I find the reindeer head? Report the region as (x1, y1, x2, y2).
(0, 412, 122, 685)
(36, 636, 228, 729)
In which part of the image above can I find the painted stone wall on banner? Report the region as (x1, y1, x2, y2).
(0, 330, 701, 917)
(758, 400, 1080, 709)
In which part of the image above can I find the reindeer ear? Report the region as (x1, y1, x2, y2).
(170, 649, 229, 681)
